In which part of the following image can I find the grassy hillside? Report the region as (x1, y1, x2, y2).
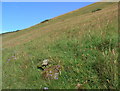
(2, 2, 119, 89)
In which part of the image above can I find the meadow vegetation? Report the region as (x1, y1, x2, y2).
(1, 2, 119, 89)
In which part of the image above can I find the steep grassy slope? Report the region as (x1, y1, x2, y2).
(2, 2, 119, 89)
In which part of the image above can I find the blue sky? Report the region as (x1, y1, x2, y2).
(2, 2, 95, 33)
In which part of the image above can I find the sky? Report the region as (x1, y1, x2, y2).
(2, 2, 95, 33)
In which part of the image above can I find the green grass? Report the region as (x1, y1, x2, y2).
(2, 2, 119, 89)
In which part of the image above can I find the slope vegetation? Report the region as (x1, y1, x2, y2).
(2, 2, 119, 89)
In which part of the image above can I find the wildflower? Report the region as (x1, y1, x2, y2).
(57, 65, 61, 67)
(49, 70, 52, 73)
(7, 59, 10, 62)
(48, 74, 52, 77)
(55, 77, 58, 79)
(12, 56, 15, 58)
(54, 73, 59, 80)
